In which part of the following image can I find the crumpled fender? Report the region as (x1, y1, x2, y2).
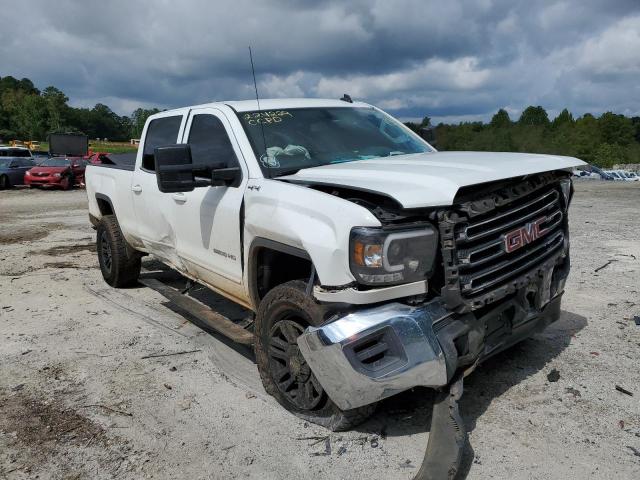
(243, 178, 380, 287)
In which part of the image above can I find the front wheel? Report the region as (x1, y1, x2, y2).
(96, 215, 141, 287)
(254, 280, 376, 431)
(60, 173, 74, 190)
(0, 175, 10, 190)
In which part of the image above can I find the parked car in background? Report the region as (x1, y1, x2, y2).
(589, 165, 614, 180)
(604, 170, 624, 181)
(0, 147, 36, 189)
(614, 170, 639, 181)
(24, 157, 88, 190)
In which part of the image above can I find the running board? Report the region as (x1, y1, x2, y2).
(140, 278, 254, 345)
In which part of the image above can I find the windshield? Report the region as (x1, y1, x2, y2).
(238, 107, 433, 176)
(41, 158, 71, 167)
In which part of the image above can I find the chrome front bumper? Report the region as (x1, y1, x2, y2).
(297, 301, 452, 410)
(298, 293, 563, 410)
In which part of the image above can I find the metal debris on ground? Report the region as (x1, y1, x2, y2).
(634, 315, 640, 326)
(615, 385, 634, 396)
(370, 436, 379, 448)
(141, 349, 202, 359)
(594, 260, 615, 273)
(310, 437, 331, 456)
(626, 446, 640, 458)
(547, 369, 561, 382)
(337, 446, 347, 456)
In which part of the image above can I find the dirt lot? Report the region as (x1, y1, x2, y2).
(1, 181, 639, 479)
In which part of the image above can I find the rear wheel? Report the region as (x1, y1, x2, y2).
(255, 280, 376, 431)
(96, 215, 141, 287)
(0, 175, 10, 190)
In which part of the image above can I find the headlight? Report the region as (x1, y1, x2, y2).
(349, 226, 438, 286)
(53, 172, 62, 177)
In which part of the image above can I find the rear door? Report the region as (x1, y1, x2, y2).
(131, 111, 187, 267)
(172, 107, 248, 290)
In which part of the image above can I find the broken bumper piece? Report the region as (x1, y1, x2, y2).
(298, 293, 563, 410)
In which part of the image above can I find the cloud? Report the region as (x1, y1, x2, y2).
(0, 0, 638, 122)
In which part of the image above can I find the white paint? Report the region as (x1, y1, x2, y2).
(86, 99, 585, 308)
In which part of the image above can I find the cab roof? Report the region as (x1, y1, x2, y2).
(224, 98, 370, 112)
(159, 98, 371, 115)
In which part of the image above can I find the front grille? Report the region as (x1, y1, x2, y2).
(439, 174, 568, 311)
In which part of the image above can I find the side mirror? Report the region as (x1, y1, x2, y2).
(419, 127, 437, 147)
(154, 144, 198, 193)
(211, 165, 241, 188)
(154, 144, 242, 193)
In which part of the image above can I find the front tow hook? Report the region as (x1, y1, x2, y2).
(413, 374, 467, 480)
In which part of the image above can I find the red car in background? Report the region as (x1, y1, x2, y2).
(24, 157, 88, 190)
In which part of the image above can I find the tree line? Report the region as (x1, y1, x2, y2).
(405, 107, 640, 168)
(0, 76, 159, 143)
(2, 75, 639, 168)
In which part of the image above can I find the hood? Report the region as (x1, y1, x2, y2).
(279, 151, 585, 208)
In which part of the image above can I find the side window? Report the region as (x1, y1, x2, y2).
(142, 115, 183, 171)
(187, 114, 239, 168)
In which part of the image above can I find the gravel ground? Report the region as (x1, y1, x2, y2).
(0, 181, 639, 479)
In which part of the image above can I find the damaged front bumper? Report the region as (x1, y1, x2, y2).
(298, 292, 563, 410)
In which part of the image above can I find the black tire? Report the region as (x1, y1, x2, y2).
(255, 280, 376, 431)
(61, 172, 73, 191)
(0, 175, 10, 190)
(96, 215, 141, 287)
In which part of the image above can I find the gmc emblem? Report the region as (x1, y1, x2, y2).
(504, 217, 549, 253)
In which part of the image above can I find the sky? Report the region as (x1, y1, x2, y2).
(1, 0, 639, 123)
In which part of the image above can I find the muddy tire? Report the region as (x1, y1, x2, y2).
(0, 175, 10, 190)
(60, 173, 73, 191)
(96, 215, 141, 287)
(255, 280, 376, 431)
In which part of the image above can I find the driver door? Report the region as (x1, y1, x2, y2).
(172, 108, 248, 296)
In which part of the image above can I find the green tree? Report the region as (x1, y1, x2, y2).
(131, 107, 160, 138)
(552, 108, 574, 128)
(490, 109, 511, 129)
(518, 106, 550, 126)
(593, 143, 626, 168)
(42, 86, 69, 133)
(598, 112, 634, 146)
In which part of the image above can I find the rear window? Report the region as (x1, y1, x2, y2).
(142, 115, 183, 171)
(0, 148, 31, 157)
(10, 148, 32, 157)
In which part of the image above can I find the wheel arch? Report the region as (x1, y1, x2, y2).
(247, 238, 313, 309)
(95, 193, 115, 217)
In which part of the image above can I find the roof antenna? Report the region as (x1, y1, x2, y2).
(248, 46, 270, 178)
(340, 94, 353, 103)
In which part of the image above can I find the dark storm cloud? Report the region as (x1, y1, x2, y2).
(1, 0, 639, 122)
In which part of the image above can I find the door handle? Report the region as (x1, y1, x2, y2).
(131, 185, 142, 193)
(172, 193, 187, 203)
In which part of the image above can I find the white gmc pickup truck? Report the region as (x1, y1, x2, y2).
(86, 98, 583, 472)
